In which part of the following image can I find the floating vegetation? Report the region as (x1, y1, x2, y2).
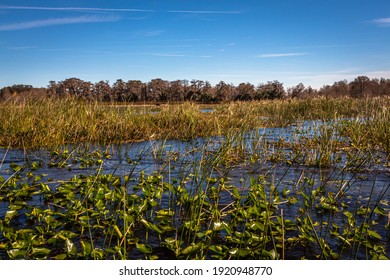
(0, 135, 389, 260)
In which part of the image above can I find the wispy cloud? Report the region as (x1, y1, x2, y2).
(0, 5, 154, 13)
(8, 45, 38, 50)
(372, 17, 390, 26)
(257, 52, 309, 58)
(135, 30, 166, 37)
(284, 43, 366, 50)
(167, 10, 241, 15)
(0, 15, 119, 31)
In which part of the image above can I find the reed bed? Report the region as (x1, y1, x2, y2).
(0, 96, 389, 150)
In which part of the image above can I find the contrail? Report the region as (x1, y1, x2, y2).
(0, 5, 240, 14)
(0, 5, 155, 12)
(0, 15, 119, 31)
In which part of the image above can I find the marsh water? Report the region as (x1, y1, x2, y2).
(1, 120, 389, 259)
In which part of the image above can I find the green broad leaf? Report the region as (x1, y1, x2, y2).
(164, 238, 177, 245)
(54, 254, 67, 260)
(65, 238, 77, 256)
(16, 228, 35, 235)
(92, 248, 105, 260)
(95, 200, 105, 210)
(57, 230, 78, 239)
(262, 249, 277, 260)
(181, 243, 203, 255)
(5, 210, 17, 222)
(288, 197, 298, 204)
(367, 229, 382, 240)
(31, 247, 51, 256)
(344, 211, 354, 219)
(213, 221, 230, 232)
(80, 241, 92, 256)
(149, 223, 164, 234)
(229, 247, 251, 257)
(7, 249, 26, 259)
(136, 243, 153, 254)
(373, 207, 387, 216)
(79, 216, 90, 222)
(11, 240, 28, 249)
(9, 204, 23, 211)
(155, 209, 174, 217)
(209, 245, 225, 254)
(112, 177, 121, 186)
(140, 219, 163, 234)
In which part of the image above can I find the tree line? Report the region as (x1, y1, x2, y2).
(1, 76, 390, 102)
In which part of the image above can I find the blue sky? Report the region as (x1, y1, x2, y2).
(1, 0, 390, 89)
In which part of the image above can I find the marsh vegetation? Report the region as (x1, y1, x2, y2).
(0, 96, 389, 259)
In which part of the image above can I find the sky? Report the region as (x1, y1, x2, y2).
(1, 0, 390, 89)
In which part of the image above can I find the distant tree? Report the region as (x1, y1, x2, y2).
(379, 78, 390, 96)
(126, 80, 145, 102)
(112, 79, 127, 102)
(47, 81, 59, 96)
(2, 84, 33, 95)
(147, 79, 169, 102)
(58, 78, 92, 98)
(169, 80, 187, 102)
(186, 80, 205, 101)
(234, 82, 255, 101)
(198, 81, 216, 103)
(0, 84, 35, 101)
(333, 80, 349, 97)
(349, 76, 371, 97)
(287, 83, 305, 98)
(0, 86, 11, 100)
(92, 80, 112, 101)
(215, 81, 234, 102)
(302, 86, 318, 98)
(319, 80, 349, 98)
(256, 81, 285, 100)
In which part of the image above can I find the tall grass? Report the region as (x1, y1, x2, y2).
(0, 96, 389, 153)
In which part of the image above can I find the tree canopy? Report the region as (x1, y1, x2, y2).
(1, 76, 390, 102)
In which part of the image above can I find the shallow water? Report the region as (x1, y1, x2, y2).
(0, 121, 389, 259)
